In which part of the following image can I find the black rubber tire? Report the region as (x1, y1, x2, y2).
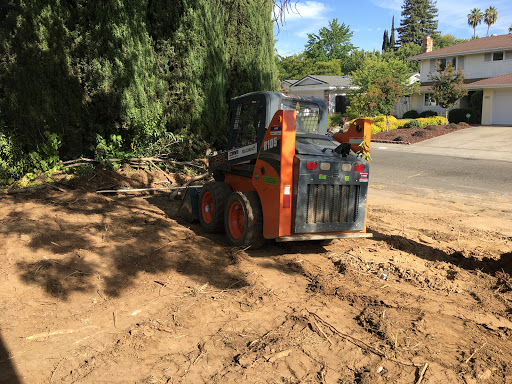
(199, 181, 231, 233)
(224, 191, 265, 249)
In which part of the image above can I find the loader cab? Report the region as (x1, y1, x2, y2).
(226, 91, 329, 151)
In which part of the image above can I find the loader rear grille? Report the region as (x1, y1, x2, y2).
(305, 184, 360, 224)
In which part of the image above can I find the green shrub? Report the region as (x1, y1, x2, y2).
(29, 131, 62, 173)
(328, 114, 344, 127)
(403, 120, 421, 129)
(448, 108, 479, 124)
(471, 90, 483, 112)
(402, 110, 419, 119)
(0, 130, 26, 186)
(419, 110, 437, 118)
(424, 125, 437, 131)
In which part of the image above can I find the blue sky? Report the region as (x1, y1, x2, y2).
(273, 0, 512, 56)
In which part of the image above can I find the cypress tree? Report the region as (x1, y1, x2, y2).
(398, 0, 439, 45)
(0, 0, 277, 160)
(382, 30, 389, 51)
(390, 16, 396, 50)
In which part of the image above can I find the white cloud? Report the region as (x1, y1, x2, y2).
(276, 1, 329, 21)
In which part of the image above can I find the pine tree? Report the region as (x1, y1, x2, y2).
(398, 0, 439, 45)
(382, 30, 389, 51)
(390, 16, 396, 51)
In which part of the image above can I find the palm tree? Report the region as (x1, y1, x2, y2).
(484, 6, 498, 36)
(468, 8, 483, 39)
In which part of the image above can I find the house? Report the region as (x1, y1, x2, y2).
(280, 75, 355, 114)
(406, 34, 512, 124)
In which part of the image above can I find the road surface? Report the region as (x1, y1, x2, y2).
(370, 146, 512, 197)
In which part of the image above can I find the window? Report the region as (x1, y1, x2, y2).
(280, 99, 321, 134)
(492, 52, 504, 61)
(233, 101, 264, 148)
(437, 57, 456, 71)
(424, 93, 437, 107)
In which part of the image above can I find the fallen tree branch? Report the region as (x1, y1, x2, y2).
(183, 172, 209, 187)
(147, 159, 174, 184)
(6, 185, 48, 194)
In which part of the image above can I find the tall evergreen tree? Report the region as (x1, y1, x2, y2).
(390, 16, 396, 51)
(484, 6, 498, 37)
(398, 0, 438, 45)
(468, 8, 483, 39)
(382, 30, 390, 51)
(0, 0, 277, 160)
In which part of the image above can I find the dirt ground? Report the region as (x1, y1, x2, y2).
(1, 169, 511, 384)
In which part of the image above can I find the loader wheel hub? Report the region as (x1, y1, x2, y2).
(202, 191, 213, 224)
(228, 202, 244, 239)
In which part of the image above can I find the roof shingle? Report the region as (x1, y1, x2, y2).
(409, 34, 512, 60)
(467, 72, 512, 88)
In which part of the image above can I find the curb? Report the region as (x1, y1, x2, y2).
(371, 140, 412, 145)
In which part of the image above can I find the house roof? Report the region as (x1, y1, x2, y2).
(467, 72, 512, 88)
(409, 34, 512, 61)
(293, 75, 352, 88)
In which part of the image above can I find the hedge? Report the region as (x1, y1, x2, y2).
(448, 108, 480, 124)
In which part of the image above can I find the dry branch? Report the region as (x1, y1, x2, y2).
(415, 362, 429, 384)
(147, 159, 174, 184)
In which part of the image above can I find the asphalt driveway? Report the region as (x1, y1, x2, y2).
(373, 126, 512, 162)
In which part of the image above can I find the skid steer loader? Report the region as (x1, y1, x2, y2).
(179, 91, 372, 248)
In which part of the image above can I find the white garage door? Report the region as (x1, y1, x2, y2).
(493, 89, 512, 124)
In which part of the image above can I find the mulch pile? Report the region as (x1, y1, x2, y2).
(371, 124, 472, 144)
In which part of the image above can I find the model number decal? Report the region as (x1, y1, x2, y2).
(263, 137, 278, 151)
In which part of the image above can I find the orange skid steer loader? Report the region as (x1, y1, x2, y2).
(179, 91, 372, 248)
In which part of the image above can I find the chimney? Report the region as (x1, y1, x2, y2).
(422, 35, 433, 53)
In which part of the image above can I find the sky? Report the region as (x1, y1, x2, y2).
(273, 0, 512, 56)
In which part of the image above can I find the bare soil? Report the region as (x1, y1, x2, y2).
(372, 125, 471, 144)
(1, 169, 511, 384)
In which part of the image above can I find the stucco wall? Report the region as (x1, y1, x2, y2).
(419, 52, 512, 82)
(289, 89, 324, 100)
(410, 92, 459, 116)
